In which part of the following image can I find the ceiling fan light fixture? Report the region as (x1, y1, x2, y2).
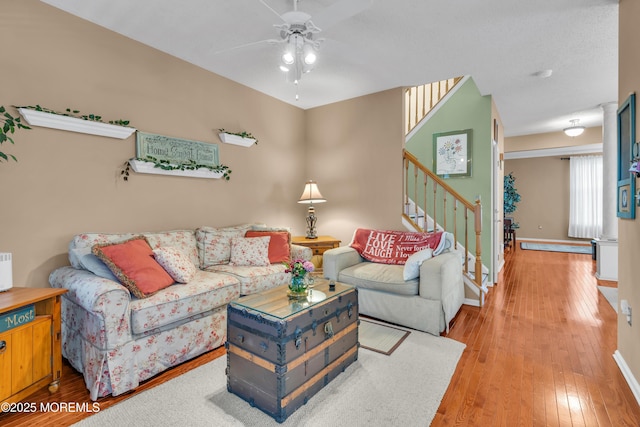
(563, 119, 585, 137)
(282, 51, 295, 65)
(303, 43, 316, 65)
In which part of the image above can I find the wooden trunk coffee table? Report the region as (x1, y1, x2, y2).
(226, 279, 358, 422)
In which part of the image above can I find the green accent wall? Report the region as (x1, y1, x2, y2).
(406, 77, 493, 279)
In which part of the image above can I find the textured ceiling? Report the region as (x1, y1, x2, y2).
(41, 0, 619, 137)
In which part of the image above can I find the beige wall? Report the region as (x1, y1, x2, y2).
(1, 1, 309, 286)
(305, 89, 405, 246)
(618, 0, 640, 394)
(0, 0, 405, 287)
(504, 156, 574, 241)
(504, 128, 603, 241)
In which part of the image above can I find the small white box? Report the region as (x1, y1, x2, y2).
(0, 253, 13, 292)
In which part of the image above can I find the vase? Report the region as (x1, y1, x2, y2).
(288, 275, 308, 299)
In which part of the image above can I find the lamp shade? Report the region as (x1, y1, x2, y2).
(298, 180, 326, 204)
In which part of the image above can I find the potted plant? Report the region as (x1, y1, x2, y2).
(218, 129, 258, 147)
(504, 172, 521, 227)
(0, 105, 30, 162)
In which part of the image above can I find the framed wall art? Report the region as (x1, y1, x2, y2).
(433, 129, 472, 178)
(617, 93, 636, 219)
(618, 183, 632, 216)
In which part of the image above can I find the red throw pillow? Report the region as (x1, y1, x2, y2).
(245, 230, 291, 264)
(92, 236, 174, 298)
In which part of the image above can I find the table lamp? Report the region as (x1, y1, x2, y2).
(298, 180, 326, 239)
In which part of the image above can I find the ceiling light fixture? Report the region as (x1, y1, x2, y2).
(532, 69, 553, 79)
(279, 31, 319, 85)
(563, 119, 585, 137)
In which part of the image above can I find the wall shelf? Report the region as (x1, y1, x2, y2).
(218, 132, 256, 147)
(18, 108, 136, 139)
(128, 159, 224, 179)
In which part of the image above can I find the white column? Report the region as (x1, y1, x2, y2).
(600, 102, 618, 240)
(596, 102, 618, 281)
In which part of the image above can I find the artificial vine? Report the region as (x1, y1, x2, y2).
(15, 105, 131, 127)
(121, 156, 232, 181)
(0, 105, 31, 162)
(219, 128, 258, 144)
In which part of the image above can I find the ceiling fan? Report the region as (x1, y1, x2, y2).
(215, 0, 373, 88)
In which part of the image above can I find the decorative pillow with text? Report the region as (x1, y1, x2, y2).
(350, 228, 444, 265)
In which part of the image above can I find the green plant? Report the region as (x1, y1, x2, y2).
(219, 128, 258, 144)
(122, 156, 232, 181)
(0, 106, 31, 162)
(504, 172, 521, 219)
(16, 105, 131, 127)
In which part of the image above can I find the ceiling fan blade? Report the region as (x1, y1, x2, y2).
(212, 38, 282, 55)
(258, 0, 286, 23)
(312, 0, 373, 30)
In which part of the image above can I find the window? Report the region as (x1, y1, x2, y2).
(568, 155, 603, 238)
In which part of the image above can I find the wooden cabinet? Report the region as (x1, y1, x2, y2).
(0, 287, 67, 406)
(291, 235, 341, 271)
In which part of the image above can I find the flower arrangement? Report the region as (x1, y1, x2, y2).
(284, 259, 314, 296)
(284, 259, 315, 278)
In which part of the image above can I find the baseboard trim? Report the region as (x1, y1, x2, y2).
(464, 298, 480, 307)
(613, 350, 640, 407)
(518, 237, 591, 246)
(595, 272, 618, 281)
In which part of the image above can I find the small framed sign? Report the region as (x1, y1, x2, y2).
(136, 132, 219, 167)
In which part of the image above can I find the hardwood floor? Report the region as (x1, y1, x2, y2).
(436, 245, 640, 426)
(1, 245, 639, 426)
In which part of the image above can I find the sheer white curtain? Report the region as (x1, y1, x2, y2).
(569, 155, 603, 238)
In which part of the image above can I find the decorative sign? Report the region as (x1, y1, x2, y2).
(0, 304, 35, 333)
(136, 132, 219, 167)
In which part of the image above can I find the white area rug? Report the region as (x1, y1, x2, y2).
(598, 286, 618, 311)
(73, 330, 465, 427)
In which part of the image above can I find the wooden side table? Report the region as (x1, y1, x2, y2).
(291, 235, 341, 271)
(0, 287, 67, 406)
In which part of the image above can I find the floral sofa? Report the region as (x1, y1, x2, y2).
(48, 224, 311, 400)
